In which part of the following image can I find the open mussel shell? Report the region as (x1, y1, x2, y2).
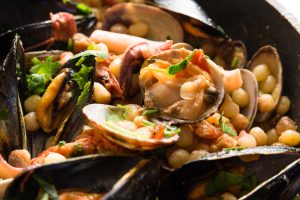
(240, 157, 300, 200)
(147, 0, 226, 38)
(215, 40, 247, 69)
(159, 146, 300, 200)
(247, 45, 283, 122)
(4, 155, 161, 200)
(83, 104, 179, 150)
(140, 48, 225, 124)
(0, 35, 27, 159)
(240, 69, 258, 130)
(102, 3, 184, 42)
(0, 15, 97, 58)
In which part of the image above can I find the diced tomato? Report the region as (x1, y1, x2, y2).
(191, 49, 209, 73)
(175, 68, 189, 78)
(153, 125, 165, 140)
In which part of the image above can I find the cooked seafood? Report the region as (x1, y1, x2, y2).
(3, 155, 161, 200)
(0, 1, 299, 199)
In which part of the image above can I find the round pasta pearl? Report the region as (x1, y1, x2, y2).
(168, 149, 190, 169)
(129, 22, 149, 37)
(260, 75, 277, 94)
(110, 23, 129, 34)
(219, 95, 240, 118)
(278, 130, 300, 146)
(220, 193, 237, 200)
(258, 94, 276, 112)
(249, 127, 267, 146)
(231, 88, 249, 108)
(24, 112, 40, 132)
(93, 82, 111, 104)
(266, 129, 279, 145)
(44, 153, 67, 164)
(24, 95, 41, 113)
(252, 64, 270, 81)
(176, 125, 194, 147)
(237, 131, 257, 147)
(275, 116, 297, 136)
(276, 96, 291, 115)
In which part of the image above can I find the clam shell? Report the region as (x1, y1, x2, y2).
(240, 69, 258, 129)
(140, 48, 225, 123)
(102, 3, 184, 42)
(247, 45, 283, 122)
(83, 104, 179, 150)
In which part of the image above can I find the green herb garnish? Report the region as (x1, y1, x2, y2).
(141, 120, 156, 128)
(71, 50, 108, 60)
(27, 56, 60, 95)
(166, 50, 195, 75)
(230, 56, 240, 68)
(0, 108, 9, 120)
(164, 126, 181, 138)
(71, 64, 93, 90)
(33, 175, 59, 200)
(57, 141, 66, 147)
(205, 55, 210, 59)
(70, 144, 84, 157)
(67, 38, 73, 51)
(76, 3, 93, 15)
(218, 113, 237, 137)
(77, 81, 91, 105)
(142, 109, 158, 116)
(204, 171, 245, 196)
(75, 56, 86, 67)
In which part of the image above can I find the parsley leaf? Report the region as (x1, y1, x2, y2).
(76, 3, 93, 15)
(33, 175, 59, 200)
(218, 113, 237, 137)
(166, 50, 195, 75)
(71, 50, 107, 61)
(71, 64, 93, 90)
(142, 109, 158, 116)
(77, 81, 91, 105)
(27, 56, 60, 95)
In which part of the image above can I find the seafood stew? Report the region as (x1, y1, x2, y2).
(1, 0, 300, 199)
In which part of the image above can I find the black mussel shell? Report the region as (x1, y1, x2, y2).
(0, 35, 27, 159)
(4, 155, 161, 200)
(0, 15, 97, 59)
(159, 146, 300, 200)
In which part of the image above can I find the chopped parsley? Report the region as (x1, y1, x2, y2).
(164, 126, 181, 138)
(67, 38, 73, 51)
(71, 50, 107, 61)
(57, 141, 66, 147)
(141, 120, 156, 128)
(76, 3, 93, 15)
(70, 144, 84, 157)
(230, 56, 240, 68)
(27, 56, 60, 95)
(77, 81, 91, 105)
(142, 109, 158, 116)
(166, 50, 195, 75)
(218, 113, 237, 137)
(71, 64, 93, 90)
(34, 175, 59, 200)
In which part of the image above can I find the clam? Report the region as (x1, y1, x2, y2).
(247, 45, 283, 122)
(83, 104, 180, 150)
(4, 155, 161, 200)
(139, 48, 225, 123)
(239, 69, 258, 129)
(159, 146, 300, 199)
(0, 35, 27, 160)
(102, 3, 184, 42)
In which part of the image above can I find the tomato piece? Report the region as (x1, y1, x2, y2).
(191, 49, 209, 73)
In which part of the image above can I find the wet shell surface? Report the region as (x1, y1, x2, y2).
(247, 45, 283, 122)
(83, 104, 179, 150)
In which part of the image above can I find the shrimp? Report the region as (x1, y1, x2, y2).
(90, 30, 170, 54)
(0, 155, 23, 179)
